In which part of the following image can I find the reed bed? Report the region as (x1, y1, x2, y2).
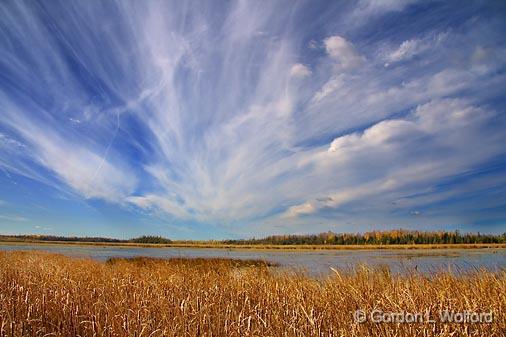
(0, 251, 504, 337)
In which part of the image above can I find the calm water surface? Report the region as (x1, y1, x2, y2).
(1, 243, 504, 276)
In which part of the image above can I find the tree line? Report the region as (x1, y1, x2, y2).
(1, 230, 505, 245)
(0, 235, 172, 244)
(223, 230, 506, 245)
(129, 235, 172, 244)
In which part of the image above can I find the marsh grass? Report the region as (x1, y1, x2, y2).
(0, 251, 504, 336)
(105, 256, 277, 268)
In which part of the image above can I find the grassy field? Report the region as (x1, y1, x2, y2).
(0, 238, 505, 250)
(0, 251, 504, 336)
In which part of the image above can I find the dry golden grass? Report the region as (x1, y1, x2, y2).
(0, 251, 504, 337)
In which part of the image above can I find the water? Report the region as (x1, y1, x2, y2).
(0, 243, 504, 276)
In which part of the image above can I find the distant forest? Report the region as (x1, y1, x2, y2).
(0, 235, 172, 244)
(0, 230, 505, 245)
(223, 230, 506, 245)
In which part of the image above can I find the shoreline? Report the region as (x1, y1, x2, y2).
(0, 240, 505, 251)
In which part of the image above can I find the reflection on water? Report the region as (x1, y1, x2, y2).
(0, 243, 504, 276)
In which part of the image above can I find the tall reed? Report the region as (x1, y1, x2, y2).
(0, 251, 504, 336)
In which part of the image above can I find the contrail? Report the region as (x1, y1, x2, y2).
(89, 107, 120, 185)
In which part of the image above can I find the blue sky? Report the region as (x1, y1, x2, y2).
(0, 0, 505, 239)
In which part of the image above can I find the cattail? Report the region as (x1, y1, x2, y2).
(0, 251, 504, 337)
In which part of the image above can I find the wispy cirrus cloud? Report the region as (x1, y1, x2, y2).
(0, 0, 505, 237)
(0, 214, 27, 222)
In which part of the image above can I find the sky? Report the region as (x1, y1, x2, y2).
(0, 0, 505, 239)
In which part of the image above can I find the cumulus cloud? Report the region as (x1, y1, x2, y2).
(290, 63, 311, 78)
(284, 202, 316, 218)
(323, 36, 364, 70)
(328, 119, 418, 152)
(286, 98, 505, 218)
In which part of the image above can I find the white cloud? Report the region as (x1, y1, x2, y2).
(285, 98, 505, 218)
(323, 36, 364, 70)
(384, 33, 447, 66)
(127, 195, 190, 220)
(328, 119, 418, 152)
(290, 63, 311, 78)
(0, 0, 505, 235)
(284, 202, 316, 218)
(312, 75, 345, 103)
(0, 133, 25, 149)
(385, 39, 426, 64)
(1, 99, 136, 203)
